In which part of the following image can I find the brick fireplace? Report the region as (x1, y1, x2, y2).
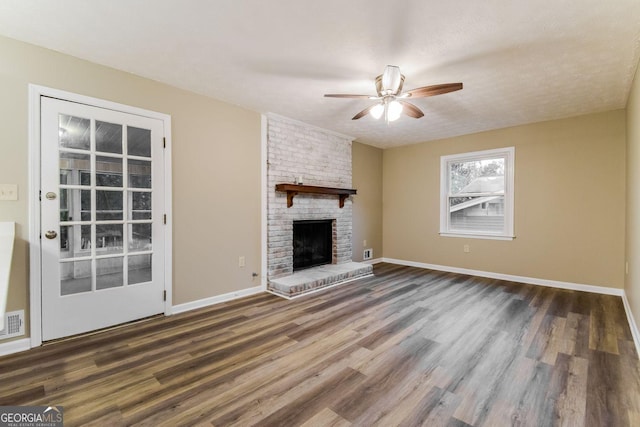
(266, 115, 372, 297)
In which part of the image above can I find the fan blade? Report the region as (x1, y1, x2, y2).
(352, 105, 376, 120)
(405, 83, 463, 98)
(324, 94, 374, 99)
(399, 101, 424, 118)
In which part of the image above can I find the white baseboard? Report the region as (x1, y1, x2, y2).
(622, 293, 640, 359)
(362, 257, 383, 265)
(0, 337, 30, 357)
(381, 258, 624, 296)
(172, 286, 264, 315)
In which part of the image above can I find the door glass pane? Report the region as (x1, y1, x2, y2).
(80, 171, 91, 186)
(60, 170, 69, 185)
(96, 257, 124, 290)
(59, 188, 69, 222)
(129, 223, 152, 252)
(128, 126, 151, 157)
(96, 121, 123, 154)
(129, 254, 152, 285)
(59, 114, 90, 150)
(96, 224, 123, 255)
(128, 159, 151, 188)
(60, 152, 90, 185)
(80, 190, 92, 221)
(96, 156, 123, 187)
(129, 192, 151, 220)
(61, 260, 92, 295)
(96, 190, 123, 221)
(60, 224, 91, 259)
(59, 188, 91, 222)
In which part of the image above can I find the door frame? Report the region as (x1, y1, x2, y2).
(28, 84, 173, 348)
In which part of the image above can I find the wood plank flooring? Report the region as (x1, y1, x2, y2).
(1, 263, 640, 426)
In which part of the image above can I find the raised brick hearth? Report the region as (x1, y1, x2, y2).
(266, 115, 372, 297)
(268, 262, 374, 298)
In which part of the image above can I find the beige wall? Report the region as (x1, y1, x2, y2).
(626, 59, 640, 326)
(0, 36, 262, 338)
(352, 142, 383, 262)
(383, 110, 626, 288)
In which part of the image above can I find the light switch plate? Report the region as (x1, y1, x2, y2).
(0, 184, 18, 201)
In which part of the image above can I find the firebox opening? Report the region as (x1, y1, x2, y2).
(293, 219, 333, 271)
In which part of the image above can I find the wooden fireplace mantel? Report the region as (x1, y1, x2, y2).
(275, 184, 357, 208)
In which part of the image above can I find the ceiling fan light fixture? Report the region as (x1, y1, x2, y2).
(387, 100, 403, 121)
(382, 65, 402, 94)
(370, 103, 384, 119)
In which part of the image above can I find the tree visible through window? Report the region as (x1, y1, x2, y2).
(440, 147, 515, 239)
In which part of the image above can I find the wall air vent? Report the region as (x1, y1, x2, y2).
(0, 310, 25, 340)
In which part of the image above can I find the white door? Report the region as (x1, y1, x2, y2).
(41, 97, 166, 341)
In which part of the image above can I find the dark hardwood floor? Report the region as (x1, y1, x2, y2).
(1, 263, 639, 426)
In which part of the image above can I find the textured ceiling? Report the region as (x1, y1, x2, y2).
(1, 0, 639, 148)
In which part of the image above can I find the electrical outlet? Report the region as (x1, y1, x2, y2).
(238, 256, 245, 267)
(0, 184, 18, 201)
(363, 248, 373, 260)
(464, 244, 470, 253)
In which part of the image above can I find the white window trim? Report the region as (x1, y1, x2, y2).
(439, 147, 515, 240)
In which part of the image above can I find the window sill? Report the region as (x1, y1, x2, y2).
(439, 232, 515, 241)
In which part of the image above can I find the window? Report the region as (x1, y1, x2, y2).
(440, 147, 515, 240)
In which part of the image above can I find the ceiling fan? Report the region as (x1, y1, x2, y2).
(324, 65, 463, 122)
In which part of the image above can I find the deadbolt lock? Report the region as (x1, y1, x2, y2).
(45, 192, 57, 200)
